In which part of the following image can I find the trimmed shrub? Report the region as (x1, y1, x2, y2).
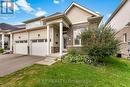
(0, 48, 4, 53)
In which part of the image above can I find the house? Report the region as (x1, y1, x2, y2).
(0, 23, 24, 50)
(105, 0, 130, 57)
(0, 2, 102, 57)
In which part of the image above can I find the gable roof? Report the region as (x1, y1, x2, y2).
(0, 23, 19, 31)
(43, 12, 72, 25)
(64, 2, 101, 17)
(48, 12, 62, 17)
(15, 24, 26, 29)
(105, 0, 128, 26)
(23, 16, 45, 23)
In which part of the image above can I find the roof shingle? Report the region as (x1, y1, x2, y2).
(0, 23, 19, 31)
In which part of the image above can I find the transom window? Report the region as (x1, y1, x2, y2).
(31, 39, 48, 43)
(15, 40, 27, 43)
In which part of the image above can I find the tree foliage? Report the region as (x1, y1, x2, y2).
(81, 26, 120, 63)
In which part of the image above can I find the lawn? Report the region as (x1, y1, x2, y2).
(0, 57, 130, 87)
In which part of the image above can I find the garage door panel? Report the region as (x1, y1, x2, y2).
(14, 40, 28, 55)
(31, 43, 47, 56)
(15, 43, 28, 55)
(31, 39, 47, 56)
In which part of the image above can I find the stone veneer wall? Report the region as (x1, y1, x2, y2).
(66, 22, 89, 47)
(51, 47, 59, 53)
(66, 22, 98, 48)
(51, 22, 99, 53)
(115, 26, 130, 58)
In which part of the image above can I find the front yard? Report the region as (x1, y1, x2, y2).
(0, 57, 130, 87)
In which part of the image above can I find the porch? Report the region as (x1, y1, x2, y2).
(44, 13, 71, 57)
(0, 33, 12, 51)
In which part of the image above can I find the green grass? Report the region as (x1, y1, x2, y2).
(0, 57, 130, 87)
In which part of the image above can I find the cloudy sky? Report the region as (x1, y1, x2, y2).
(0, 0, 121, 25)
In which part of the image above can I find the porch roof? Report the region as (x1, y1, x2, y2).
(0, 23, 18, 31)
(42, 13, 72, 26)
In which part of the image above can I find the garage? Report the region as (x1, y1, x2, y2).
(14, 40, 28, 55)
(13, 32, 29, 55)
(12, 28, 52, 56)
(30, 39, 47, 56)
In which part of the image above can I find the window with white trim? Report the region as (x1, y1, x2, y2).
(123, 33, 127, 43)
(73, 28, 85, 46)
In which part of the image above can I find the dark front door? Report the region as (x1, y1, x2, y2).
(64, 38, 67, 49)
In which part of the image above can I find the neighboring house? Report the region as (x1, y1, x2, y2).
(0, 23, 24, 50)
(105, 0, 130, 57)
(0, 2, 102, 57)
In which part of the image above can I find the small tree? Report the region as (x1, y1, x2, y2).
(81, 26, 120, 64)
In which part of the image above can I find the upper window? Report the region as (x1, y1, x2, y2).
(73, 28, 85, 46)
(123, 33, 127, 43)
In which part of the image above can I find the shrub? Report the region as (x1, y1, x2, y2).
(81, 26, 120, 64)
(0, 48, 4, 53)
(63, 49, 85, 64)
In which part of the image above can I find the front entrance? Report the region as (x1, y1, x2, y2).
(64, 38, 67, 49)
(63, 30, 68, 50)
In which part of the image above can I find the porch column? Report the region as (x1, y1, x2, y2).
(60, 22, 63, 56)
(47, 24, 50, 55)
(2, 33, 4, 49)
(10, 33, 13, 51)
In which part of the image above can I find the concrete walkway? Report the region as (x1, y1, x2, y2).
(36, 53, 62, 66)
(36, 56, 59, 66)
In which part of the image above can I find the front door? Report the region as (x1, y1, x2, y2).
(64, 38, 67, 49)
(63, 32, 67, 49)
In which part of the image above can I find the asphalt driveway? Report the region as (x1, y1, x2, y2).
(0, 54, 45, 77)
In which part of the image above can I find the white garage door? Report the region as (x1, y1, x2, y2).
(14, 40, 28, 55)
(30, 39, 47, 56)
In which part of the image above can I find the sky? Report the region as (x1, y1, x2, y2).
(0, 0, 122, 25)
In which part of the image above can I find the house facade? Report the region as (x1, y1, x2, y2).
(0, 23, 23, 51)
(105, 0, 130, 57)
(0, 2, 102, 57)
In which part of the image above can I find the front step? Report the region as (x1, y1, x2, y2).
(2, 50, 13, 55)
(48, 53, 67, 58)
(36, 56, 58, 66)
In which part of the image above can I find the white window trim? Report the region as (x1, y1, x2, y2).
(123, 33, 127, 43)
(73, 28, 85, 47)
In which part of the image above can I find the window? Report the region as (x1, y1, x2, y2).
(45, 39, 47, 42)
(123, 33, 127, 42)
(73, 28, 85, 46)
(31, 40, 37, 43)
(15, 41, 19, 43)
(23, 40, 27, 43)
(38, 39, 44, 42)
(20, 41, 23, 43)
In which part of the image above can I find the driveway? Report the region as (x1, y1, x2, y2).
(0, 54, 45, 77)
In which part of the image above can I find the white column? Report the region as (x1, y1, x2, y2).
(10, 33, 13, 51)
(47, 24, 50, 55)
(60, 22, 63, 56)
(2, 33, 4, 49)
